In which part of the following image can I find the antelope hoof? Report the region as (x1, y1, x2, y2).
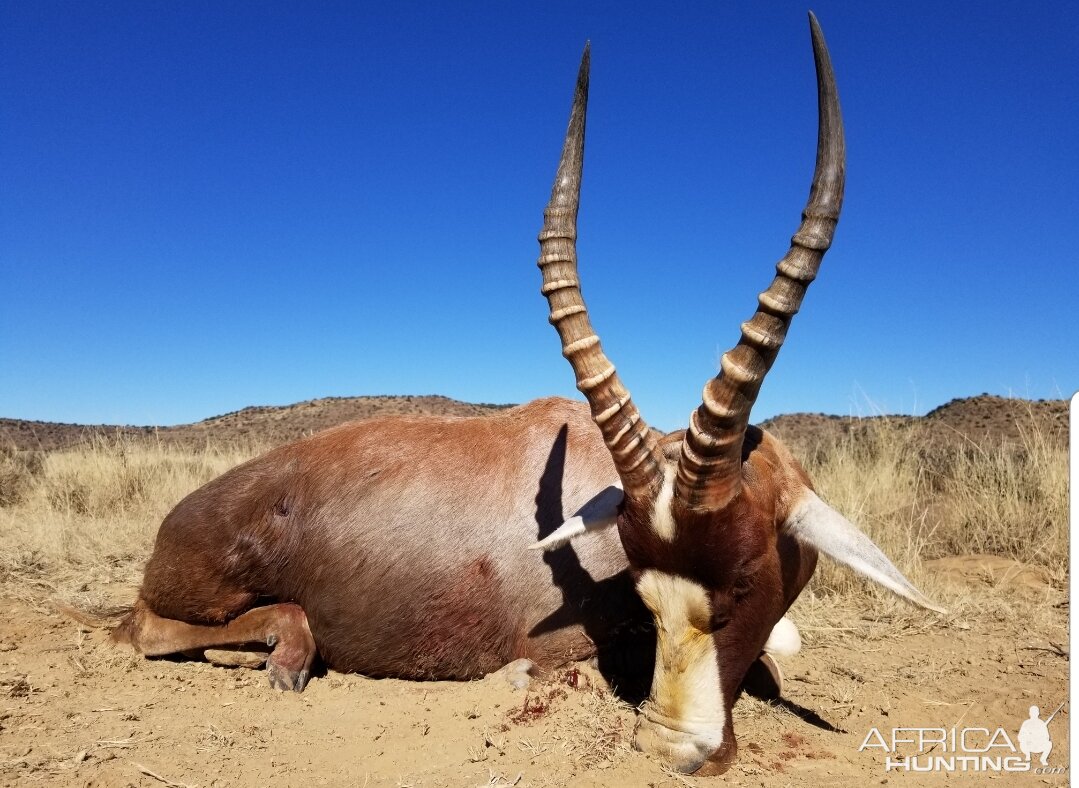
(267, 659, 310, 692)
(262, 602, 317, 692)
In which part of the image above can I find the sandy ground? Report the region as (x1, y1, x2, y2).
(0, 563, 1068, 788)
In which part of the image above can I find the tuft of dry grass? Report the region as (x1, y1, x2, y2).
(505, 668, 637, 772)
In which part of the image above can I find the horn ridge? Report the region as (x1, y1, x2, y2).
(674, 13, 846, 512)
(538, 43, 664, 502)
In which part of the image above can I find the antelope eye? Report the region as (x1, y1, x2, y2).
(731, 576, 753, 600)
(711, 596, 734, 630)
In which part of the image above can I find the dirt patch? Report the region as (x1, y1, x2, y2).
(927, 555, 1052, 594)
(0, 578, 1067, 787)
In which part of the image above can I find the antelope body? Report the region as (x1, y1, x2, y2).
(121, 399, 654, 680)
(116, 14, 940, 775)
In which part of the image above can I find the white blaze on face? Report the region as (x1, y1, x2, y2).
(633, 569, 725, 772)
(648, 465, 677, 542)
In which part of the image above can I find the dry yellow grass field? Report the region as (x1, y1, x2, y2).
(0, 398, 1069, 786)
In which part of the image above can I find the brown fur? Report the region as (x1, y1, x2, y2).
(121, 399, 652, 677)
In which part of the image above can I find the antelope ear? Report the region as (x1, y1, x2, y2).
(528, 484, 623, 551)
(783, 490, 947, 614)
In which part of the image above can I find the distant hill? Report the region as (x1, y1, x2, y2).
(0, 395, 512, 452)
(0, 393, 1067, 454)
(760, 394, 1068, 454)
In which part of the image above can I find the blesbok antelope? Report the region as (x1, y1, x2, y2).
(114, 14, 940, 775)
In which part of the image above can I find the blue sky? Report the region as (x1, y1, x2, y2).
(2, 2, 1076, 431)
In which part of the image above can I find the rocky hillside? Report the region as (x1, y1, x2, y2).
(0, 393, 1067, 454)
(760, 394, 1068, 454)
(0, 395, 512, 451)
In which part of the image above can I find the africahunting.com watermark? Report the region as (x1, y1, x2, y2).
(859, 702, 1068, 774)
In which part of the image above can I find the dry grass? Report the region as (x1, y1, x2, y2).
(925, 423, 1068, 571)
(0, 436, 264, 601)
(795, 415, 1068, 610)
(0, 412, 1067, 611)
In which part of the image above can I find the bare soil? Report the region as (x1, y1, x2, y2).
(0, 560, 1067, 788)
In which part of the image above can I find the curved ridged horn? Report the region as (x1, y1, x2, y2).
(674, 13, 845, 512)
(538, 44, 664, 502)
